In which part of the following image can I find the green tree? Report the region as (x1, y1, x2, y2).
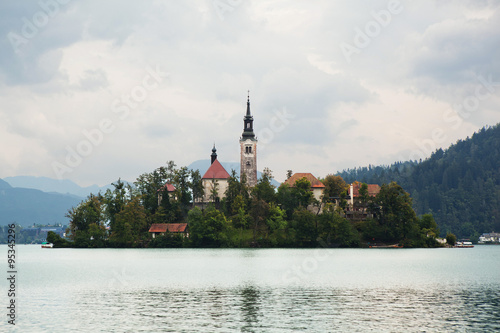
(321, 174, 348, 204)
(252, 167, 276, 203)
(249, 198, 270, 243)
(173, 166, 192, 216)
(110, 197, 148, 247)
(66, 194, 106, 247)
(276, 184, 297, 220)
(188, 207, 231, 247)
(446, 233, 457, 246)
(372, 182, 418, 243)
(134, 161, 176, 216)
(104, 178, 130, 236)
(293, 177, 314, 208)
(46, 231, 69, 248)
(190, 169, 204, 207)
(291, 208, 317, 246)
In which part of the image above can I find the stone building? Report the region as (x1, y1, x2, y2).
(201, 145, 230, 203)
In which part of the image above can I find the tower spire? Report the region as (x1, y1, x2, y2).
(211, 144, 217, 164)
(242, 92, 255, 140)
(246, 90, 251, 116)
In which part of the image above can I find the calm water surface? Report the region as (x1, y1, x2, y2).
(1, 245, 499, 332)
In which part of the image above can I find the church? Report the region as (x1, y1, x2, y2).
(200, 94, 258, 203)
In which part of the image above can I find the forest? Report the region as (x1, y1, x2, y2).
(51, 160, 443, 248)
(338, 124, 500, 240)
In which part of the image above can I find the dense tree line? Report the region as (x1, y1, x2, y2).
(56, 162, 441, 248)
(338, 124, 500, 239)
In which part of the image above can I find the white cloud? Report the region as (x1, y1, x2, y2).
(0, 0, 499, 186)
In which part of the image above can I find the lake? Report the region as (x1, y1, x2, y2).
(1, 245, 500, 332)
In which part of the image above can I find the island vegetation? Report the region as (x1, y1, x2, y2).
(49, 162, 443, 249)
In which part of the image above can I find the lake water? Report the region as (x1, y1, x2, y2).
(1, 245, 500, 332)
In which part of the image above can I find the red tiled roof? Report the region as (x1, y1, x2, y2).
(158, 183, 176, 192)
(283, 173, 325, 188)
(202, 159, 230, 179)
(351, 183, 381, 197)
(148, 223, 188, 233)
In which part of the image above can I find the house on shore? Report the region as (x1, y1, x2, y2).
(149, 223, 188, 238)
(283, 172, 325, 213)
(283, 172, 326, 202)
(345, 182, 381, 220)
(478, 232, 500, 244)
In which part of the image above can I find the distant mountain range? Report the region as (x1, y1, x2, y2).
(0, 177, 122, 227)
(3, 176, 114, 198)
(0, 178, 82, 227)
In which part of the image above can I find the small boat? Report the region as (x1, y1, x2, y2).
(41, 242, 53, 248)
(455, 241, 474, 248)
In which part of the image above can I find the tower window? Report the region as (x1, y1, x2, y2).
(246, 161, 251, 166)
(245, 146, 252, 154)
(247, 123, 250, 129)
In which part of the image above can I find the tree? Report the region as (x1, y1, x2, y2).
(372, 182, 418, 243)
(209, 178, 219, 205)
(321, 175, 348, 204)
(173, 166, 192, 216)
(46, 231, 69, 248)
(291, 208, 317, 246)
(252, 167, 276, 203)
(446, 233, 457, 246)
(104, 178, 130, 236)
(188, 207, 231, 247)
(249, 198, 270, 243)
(190, 169, 204, 207)
(224, 170, 244, 216)
(276, 184, 297, 220)
(110, 197, 148, 247)
(292, 177, 314, 208)
(134, 161, 176, 216)
(66, 194, 106, 247)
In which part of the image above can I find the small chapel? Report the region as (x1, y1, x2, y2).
(200, 94, 258, 203)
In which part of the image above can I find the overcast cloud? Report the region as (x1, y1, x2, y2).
(1, 0, 499, 186)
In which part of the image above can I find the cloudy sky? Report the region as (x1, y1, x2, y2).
(1, 0, 499, 186)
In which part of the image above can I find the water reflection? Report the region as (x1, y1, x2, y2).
(240, 286, 261, 332)
(11, 284, 500, 332)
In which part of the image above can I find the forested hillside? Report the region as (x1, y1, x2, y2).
(338, 124, 500, 239)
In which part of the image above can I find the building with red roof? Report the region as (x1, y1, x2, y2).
(149, 223, 188, 238)
(157, 182, 176, 206)
(201, 145, 231, 203)
(283, 172, 325, 202)
(346, 182, 381, 220)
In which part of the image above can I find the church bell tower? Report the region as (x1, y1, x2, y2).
(240, 92, 257, 187)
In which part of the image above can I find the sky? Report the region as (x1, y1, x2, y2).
(1, 0, 499, 186)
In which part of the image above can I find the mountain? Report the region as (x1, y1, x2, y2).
(188, 160, 281, 187)
(0, 179, 12, 190)
(3, 176, 115, 198)
(0, 185, 82, 227)
(337, 124, 500, 239)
